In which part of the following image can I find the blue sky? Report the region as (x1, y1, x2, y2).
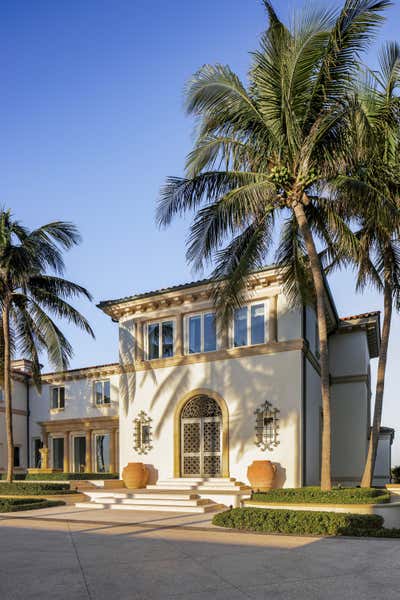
(1, 0, 399, 462)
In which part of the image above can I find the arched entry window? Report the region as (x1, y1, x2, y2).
(181, 395, 222, 477)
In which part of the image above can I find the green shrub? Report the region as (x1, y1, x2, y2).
(0, 482, 71, 495)
(250, 486, 390, 505)
(0, 498, 65, 512)
(213, 507, 383, 536)
(25, 472, 119, 481)
(0, 473, 27, 480)
(391, 466, 400, 484)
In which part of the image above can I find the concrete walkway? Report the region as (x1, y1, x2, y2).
(1, 508, 400, 599)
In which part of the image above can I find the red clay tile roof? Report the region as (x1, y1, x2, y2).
(340, 311, 380, 321)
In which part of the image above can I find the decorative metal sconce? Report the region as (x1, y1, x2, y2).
(254, 400, 280, 451)
(133, 411, 153, 454)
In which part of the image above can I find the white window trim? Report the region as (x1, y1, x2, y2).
(50, 386, 65, 412)
(145, 319, 176, 360)
(184, 311, 218, 355)
(93, 379, 112, 406)
(230, 300, 269, 348)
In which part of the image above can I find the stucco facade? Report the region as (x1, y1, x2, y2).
(0, 267, 393, 487)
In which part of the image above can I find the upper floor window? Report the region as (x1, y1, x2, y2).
(51, 386, 65, 410)
(147, 320, 174, 360)
(233, 302, 268, 348)
(186, 312, 217, 354)
(94, 379, 111, 405)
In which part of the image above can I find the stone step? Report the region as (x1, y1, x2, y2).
(86, 491, 200, 501)
(75, 501, 220, 513)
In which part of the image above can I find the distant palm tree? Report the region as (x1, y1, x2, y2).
(0, 210, 94, 482)
(333, 42, 400, 487)
(157, 0, 390, 490)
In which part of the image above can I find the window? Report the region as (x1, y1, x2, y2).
(13, 446, 21, 468)
(52, 438, 64, 470)
(32, 438, 42, 468)
(233, 302, 268, 348)
(147, 320, 174, 359)
(94, 379, 111, 405)
(51, 386, 65, 410)
(187, 312, 217, 354)
(0, 388, 3, 402)
(95, 434, 110, 472)
(73, 436, 86, 473)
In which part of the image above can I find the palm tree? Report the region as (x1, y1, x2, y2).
(157, 0, 390, 490)
(333, 42, 400, 487)
(0, 210, 94, 482)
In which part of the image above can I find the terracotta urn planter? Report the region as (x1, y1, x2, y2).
(122, 462, 149, 489)
(247, 460, 277, 492)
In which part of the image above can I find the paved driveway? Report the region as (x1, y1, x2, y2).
(0, 515, 399, 600)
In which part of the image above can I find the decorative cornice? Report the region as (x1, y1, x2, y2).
(330, 374, 369, 385)
(129, 339, 305, 372)
(40, 362, 120, 384)
(39, 415, 119, 432)
(0, 406, 27, 416)
(100, 270, 282, 321)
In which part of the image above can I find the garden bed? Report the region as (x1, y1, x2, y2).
(0, 498, 65, 513)
(249, 487, 390, 505)
(26, 472, 119, 481)
(213, 507, 400, 537)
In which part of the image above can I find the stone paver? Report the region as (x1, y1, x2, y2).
(0, 513, 399, 599)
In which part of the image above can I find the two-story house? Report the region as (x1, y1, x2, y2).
(0, 266, 394, 488)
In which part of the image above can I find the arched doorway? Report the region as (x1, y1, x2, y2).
(180, 395, 223, 477)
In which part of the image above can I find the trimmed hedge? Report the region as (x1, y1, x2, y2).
(0, 482, 71, 495)
(391, 466, 400, 484)
(0, 473, 27, 480)
(0, 498, 65, 512)
(250, 487, 390, 505)
(213, 507, 384, 536)
(25, 472, 119, 481)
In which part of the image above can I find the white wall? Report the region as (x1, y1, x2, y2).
(277, 295, 302, 341)
(0, 379, 28, 472)
(304, 359, 321, 485)
(373, 433, 392, 486)
(329, 329, 370, 485)
(119, 350, 303, 488)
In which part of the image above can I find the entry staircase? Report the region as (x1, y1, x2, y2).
(76, 477, 251, 513)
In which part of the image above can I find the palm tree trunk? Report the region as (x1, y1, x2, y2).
(292, 200, 332, 491)
(3, 302, 14, 483)
(360, 277, 392, 488)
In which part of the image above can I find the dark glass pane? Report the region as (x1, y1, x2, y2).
(13, 446, 20, 467)
(188, 316, 201, 354)
(53, 438, 64, 470)
(103, 380, 111, 404)
(148, 323, 159, 359)
(95, 381, 103, 404)
(96, 434, 110, 473)
(251, 304, 265, 345)
(162, 321, 174, 357)
(59, 387, 65, 409)
(52, 388, 58, 409)
(74, 436, 86, 473)
(234, 307, 248, 347)
(204, 313, 217, 352)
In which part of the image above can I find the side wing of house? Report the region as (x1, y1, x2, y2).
(329, 313, 380, 486)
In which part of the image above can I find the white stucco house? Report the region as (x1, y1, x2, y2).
(0, 266, 394, 488)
